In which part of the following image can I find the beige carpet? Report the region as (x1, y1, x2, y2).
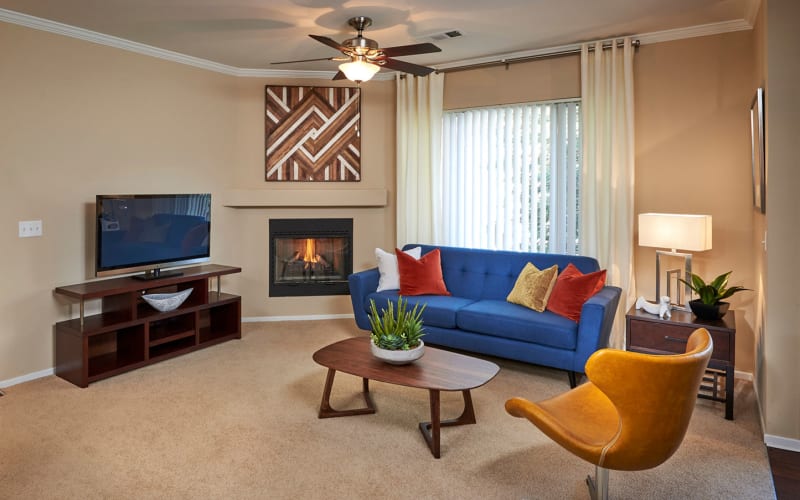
(0, 320, 775, 499)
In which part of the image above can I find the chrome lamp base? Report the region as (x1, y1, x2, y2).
(655, 249, 693, 309)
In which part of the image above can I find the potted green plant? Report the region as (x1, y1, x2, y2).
(679, 271, 750, 320)
(367, 297, 426, 365)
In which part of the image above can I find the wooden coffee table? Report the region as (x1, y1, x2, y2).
(312, 336, 500, 458)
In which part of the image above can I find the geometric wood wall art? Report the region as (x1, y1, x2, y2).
(265, 86, 361, 182)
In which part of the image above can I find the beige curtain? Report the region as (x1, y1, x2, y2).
(396, 73, 444, 246)
(580, 38, 636, 349)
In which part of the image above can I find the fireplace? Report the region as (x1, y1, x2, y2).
(269, 218, 352, 297)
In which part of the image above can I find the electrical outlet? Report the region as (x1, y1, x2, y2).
(19, 220, 43, 238)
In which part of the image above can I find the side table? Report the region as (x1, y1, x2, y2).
(626, 306, 736, 420)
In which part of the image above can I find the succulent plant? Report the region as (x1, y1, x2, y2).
(368, 297, 426, 350)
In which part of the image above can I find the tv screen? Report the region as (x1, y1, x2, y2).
(96, 194, 211, 278)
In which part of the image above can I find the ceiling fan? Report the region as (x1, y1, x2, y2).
(272, 16, 441, 82)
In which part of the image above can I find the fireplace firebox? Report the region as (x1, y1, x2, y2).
(269, 218, 352, 297)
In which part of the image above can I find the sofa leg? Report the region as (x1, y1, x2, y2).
(567, 371, 581, 388)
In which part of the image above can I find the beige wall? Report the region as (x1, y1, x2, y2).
(633, 32, 758, 374)
(750, 0, 768, 428)
(0, 21, 397, 382)
(764, 0, 800, 441)
(1, 22, 238, 381)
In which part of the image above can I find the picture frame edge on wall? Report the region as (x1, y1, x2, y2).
(750, 87, 766, 214)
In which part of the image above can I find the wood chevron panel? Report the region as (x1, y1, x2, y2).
(265, 86, 361, 182)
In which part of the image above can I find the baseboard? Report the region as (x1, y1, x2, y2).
(734, 370, 753, 381)
(0, 367, 54, 390)
(765, 434, 800, 452)
(243, 314, 354, 323)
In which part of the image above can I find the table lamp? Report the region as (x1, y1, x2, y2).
(638, 213, 712, 307)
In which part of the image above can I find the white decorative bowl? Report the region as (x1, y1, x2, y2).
(370, 339, 425, 365)
(141, 288, 193, 312)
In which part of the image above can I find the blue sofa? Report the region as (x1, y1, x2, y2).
(348, 244, 622, 386)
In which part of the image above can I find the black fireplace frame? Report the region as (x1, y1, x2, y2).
(269, 218, 353, 297)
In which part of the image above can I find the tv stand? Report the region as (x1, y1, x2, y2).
(132, 268, 184, 281)
(54, 264, 241, 388)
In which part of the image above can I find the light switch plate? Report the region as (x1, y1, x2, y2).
(19, 220, 42, 237)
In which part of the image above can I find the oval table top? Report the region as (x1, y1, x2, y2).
(313, 336, 500, 391)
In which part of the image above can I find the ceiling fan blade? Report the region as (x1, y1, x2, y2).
(381, 43, 442, 57)
(271, 57, 336, 65)
(332, 71, 348, 81)
(309, 34, 346, 52)
(381, 58, 436, 76)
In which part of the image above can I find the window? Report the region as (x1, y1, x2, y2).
(440, 100, 581, 254)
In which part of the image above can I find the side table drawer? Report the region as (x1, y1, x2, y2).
(628, 321, 731, 364)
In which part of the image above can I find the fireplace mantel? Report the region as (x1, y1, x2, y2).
(223, 189, 387, 208)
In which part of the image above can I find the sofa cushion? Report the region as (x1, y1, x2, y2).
(456, 300, 579, 350)
(506, 263, 559, 312)
(397, 248, 451, 296)
(375, 246, 421, 292)
(547, 264, 607, 321)
(366, 292, 475, 329)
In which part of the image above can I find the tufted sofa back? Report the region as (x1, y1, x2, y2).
(403, 244, 601, 301)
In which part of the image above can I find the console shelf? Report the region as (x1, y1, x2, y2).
(55, 264, 242, 388)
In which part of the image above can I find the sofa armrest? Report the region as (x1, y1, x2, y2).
(348, 268, 380, 330)
(573, 285, 622, 373)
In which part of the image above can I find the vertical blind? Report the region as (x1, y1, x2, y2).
(441, 100, 581, 254)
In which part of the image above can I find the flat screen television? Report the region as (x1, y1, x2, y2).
(96, 193, 211, 279)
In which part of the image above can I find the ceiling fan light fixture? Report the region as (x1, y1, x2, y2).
(339, 58, 380, 82)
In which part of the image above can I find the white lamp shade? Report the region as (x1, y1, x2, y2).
(339, 60, 380, 82)
(638, 213, 712, 251)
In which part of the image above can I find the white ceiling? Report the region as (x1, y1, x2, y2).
(0, 0, 759, 74)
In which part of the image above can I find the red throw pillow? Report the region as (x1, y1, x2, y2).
(396, 248, 451, 296)
(546, 264, 607, 321)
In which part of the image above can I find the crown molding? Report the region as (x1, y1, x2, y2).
(2, 8, 753, 79)
(635, 19, 753, 45)
(0, 8, 246, 75)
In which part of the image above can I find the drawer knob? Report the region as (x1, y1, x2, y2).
(664, 336, 688, 344)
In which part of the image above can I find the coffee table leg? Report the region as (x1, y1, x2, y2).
(418, 389, 442, 458)
(419, 390, 477, 458)
(318, 369, 376, 419)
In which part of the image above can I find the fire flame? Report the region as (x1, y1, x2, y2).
(301, 238, 319, 263)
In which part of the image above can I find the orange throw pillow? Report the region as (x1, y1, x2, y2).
(546, 264, 607, 321)
(396, 248, 451, 296)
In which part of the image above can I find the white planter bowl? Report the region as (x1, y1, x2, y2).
(141, 288, 193, 312)
(370, 339, 425, 365)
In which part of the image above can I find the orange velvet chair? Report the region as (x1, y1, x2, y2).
(506, 328, 713, 499)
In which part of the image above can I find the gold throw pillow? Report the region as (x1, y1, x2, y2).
(506, 263, 559, 312)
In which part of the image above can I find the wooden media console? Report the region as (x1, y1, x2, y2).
(54, 264, 241, 388)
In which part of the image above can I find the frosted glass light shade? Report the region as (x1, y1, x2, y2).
(339, 60, 380, 82)
(638, 213, 712, 251)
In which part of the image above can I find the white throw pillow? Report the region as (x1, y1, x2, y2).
(375, 247, 422, 292)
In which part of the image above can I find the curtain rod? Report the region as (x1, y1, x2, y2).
(433, 39, 640, 75)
